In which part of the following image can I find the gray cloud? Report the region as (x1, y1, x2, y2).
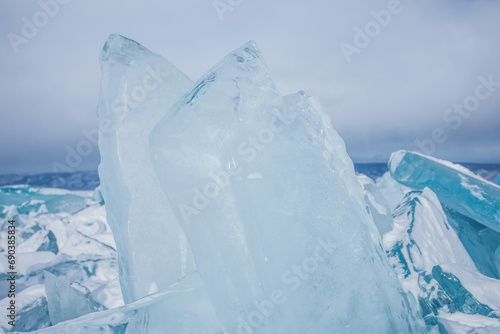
(0, 0, 499, 174)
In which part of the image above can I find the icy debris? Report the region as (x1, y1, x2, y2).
(0, 185, 122, 332)
(17, 274, 220, 334)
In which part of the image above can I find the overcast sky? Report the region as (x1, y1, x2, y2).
(1, 0, 499, 174)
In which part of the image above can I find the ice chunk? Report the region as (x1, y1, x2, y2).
(0, 203, 18, 220)
(97, 34, 195, 302)
(375, 171, 411, 211)
(59, 231, 116, 260)
(358, 174, 393, 235)
(431, 265, 494, 316)
(89, 279, 123, 309)
(389, 150, 500, 233)
(39, 258, 122, 303)
(44, 271, 103, 325)
(18, 230, 58, 254)
(151, 41, 424, 333)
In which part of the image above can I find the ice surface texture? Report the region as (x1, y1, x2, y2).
(149, 41, 424, 333)
(389, 150, 500, 233)
(97, 34, 196, 303)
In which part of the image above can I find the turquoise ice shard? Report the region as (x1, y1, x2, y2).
(44, 271, 103, 325)
(150, 41, 424, 333)
(439, 263, 500, 314)
(97, 34, 196, 303)
(389, 150, 500, 233)
(358, 174, 393, 235)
